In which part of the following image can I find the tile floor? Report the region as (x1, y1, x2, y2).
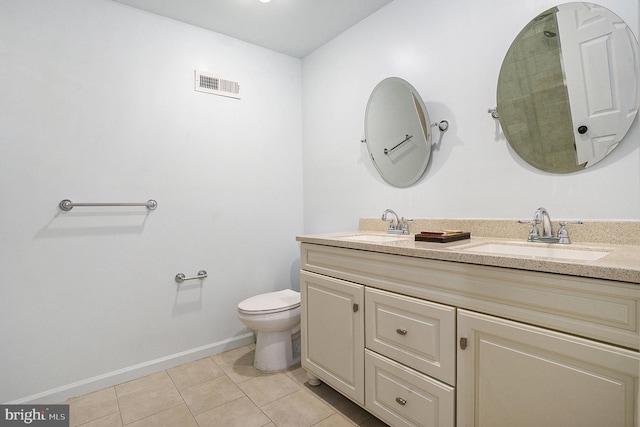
(65, 344, 388, 427)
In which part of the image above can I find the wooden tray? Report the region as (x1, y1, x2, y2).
(414, 232, 471, 243)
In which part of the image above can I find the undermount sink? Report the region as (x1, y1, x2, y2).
(336, 234, 410, 243)
(462, 243, 610, 261)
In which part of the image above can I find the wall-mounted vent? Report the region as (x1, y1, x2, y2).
(194, 70, 240, 99)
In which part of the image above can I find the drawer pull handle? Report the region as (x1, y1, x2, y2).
(395, 397, 407, 406)
(396, 328, 408, 335)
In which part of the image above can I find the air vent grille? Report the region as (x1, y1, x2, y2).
(195, 70, 240, 99)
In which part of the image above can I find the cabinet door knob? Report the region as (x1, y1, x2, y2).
(460, 337, 468, 350)
(395, 397, 407, 406)
(353, 303, 359, 313)
(396, 328, 408, 335)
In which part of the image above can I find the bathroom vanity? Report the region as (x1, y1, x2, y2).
(297, 224, 639, 427)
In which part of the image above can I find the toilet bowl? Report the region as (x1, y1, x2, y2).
(237, 289, 301, 371)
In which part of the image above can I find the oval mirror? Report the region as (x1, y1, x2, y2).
(364, 77, 431, 187)
(497, 2, 639, 173)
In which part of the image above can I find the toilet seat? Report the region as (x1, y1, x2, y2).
(238, 289, 300, 315)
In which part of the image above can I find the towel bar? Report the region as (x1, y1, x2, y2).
(175, 270, 208, 284)
(59, 199, 157, 211)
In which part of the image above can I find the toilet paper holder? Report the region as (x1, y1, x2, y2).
(175, 270, 208, 284)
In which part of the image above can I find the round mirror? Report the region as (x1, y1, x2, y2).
(364, 77, 431, 187)
(497, 2, 639, 173)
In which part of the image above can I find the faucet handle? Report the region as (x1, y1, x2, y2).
(518, 220, 540, 241)
(557, 221, 583, 244)
(559, 221, 583, 226)
(400, 217, 412, 234)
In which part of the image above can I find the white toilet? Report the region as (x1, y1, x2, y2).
(237, 289, 301, 371)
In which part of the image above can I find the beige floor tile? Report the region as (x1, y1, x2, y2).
(117, 382, 183, 424)
(65, 344, 390, 427)
(303, 380, 340, 399)
(214, 347, 266, 384)
(167, 357, 224, 390)
(312, 413, 357, 427)
(125, 404, 198, 427)
(360, 416, 389, 427)
(218, 359, 265, 384)
(261, 389, 334, 427)
(282, 363, 317, 393)
(195, 396, 271, 427)
(77, 412, 122, 427)
(180, 375, 245, 416)
(320, 388, 373, 426)
(239, 372, 301, 407)
(67, 387, 119, 427)
(283, 364, 307, 382)
(210, 344, 255, 366)
(115, 371, 173, 397)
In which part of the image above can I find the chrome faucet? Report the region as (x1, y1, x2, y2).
(382, 209, 410, 235)
(519, 207, 582, 244)
(534, 207, 553, 238)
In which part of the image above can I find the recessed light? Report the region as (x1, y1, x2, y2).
(258, 0, 271, 3)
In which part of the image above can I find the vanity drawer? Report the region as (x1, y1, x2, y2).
(365, 288, 455, 385)
(365, 349, 454, 427)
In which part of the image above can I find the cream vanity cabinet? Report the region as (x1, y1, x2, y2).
(300, 242, 639, 427)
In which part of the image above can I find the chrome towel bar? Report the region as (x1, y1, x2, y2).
(175, 270, 208, 284)
(384, 134, 413, 155)
(59, 199, 158, 211)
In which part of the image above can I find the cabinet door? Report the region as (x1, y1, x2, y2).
(301, 270, 364, 404)
(457, 309, 639, 427)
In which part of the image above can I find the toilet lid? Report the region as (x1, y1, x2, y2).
(238, 289, 300, 314)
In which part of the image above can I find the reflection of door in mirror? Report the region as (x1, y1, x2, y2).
(497, 2, 638, 174)
(558, 3, 639, 168)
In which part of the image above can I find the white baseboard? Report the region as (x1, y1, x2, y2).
(9, 333, 255, 404)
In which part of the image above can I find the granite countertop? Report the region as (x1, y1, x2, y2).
(297, 220, 640, 284)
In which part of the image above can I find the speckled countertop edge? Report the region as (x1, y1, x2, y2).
(297, 219, 640, 284)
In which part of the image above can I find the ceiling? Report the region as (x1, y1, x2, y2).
(112, 0, 394, 58)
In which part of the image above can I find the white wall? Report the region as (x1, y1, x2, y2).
(302, 0, 640, 234)
(0, 0, 303, 403)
